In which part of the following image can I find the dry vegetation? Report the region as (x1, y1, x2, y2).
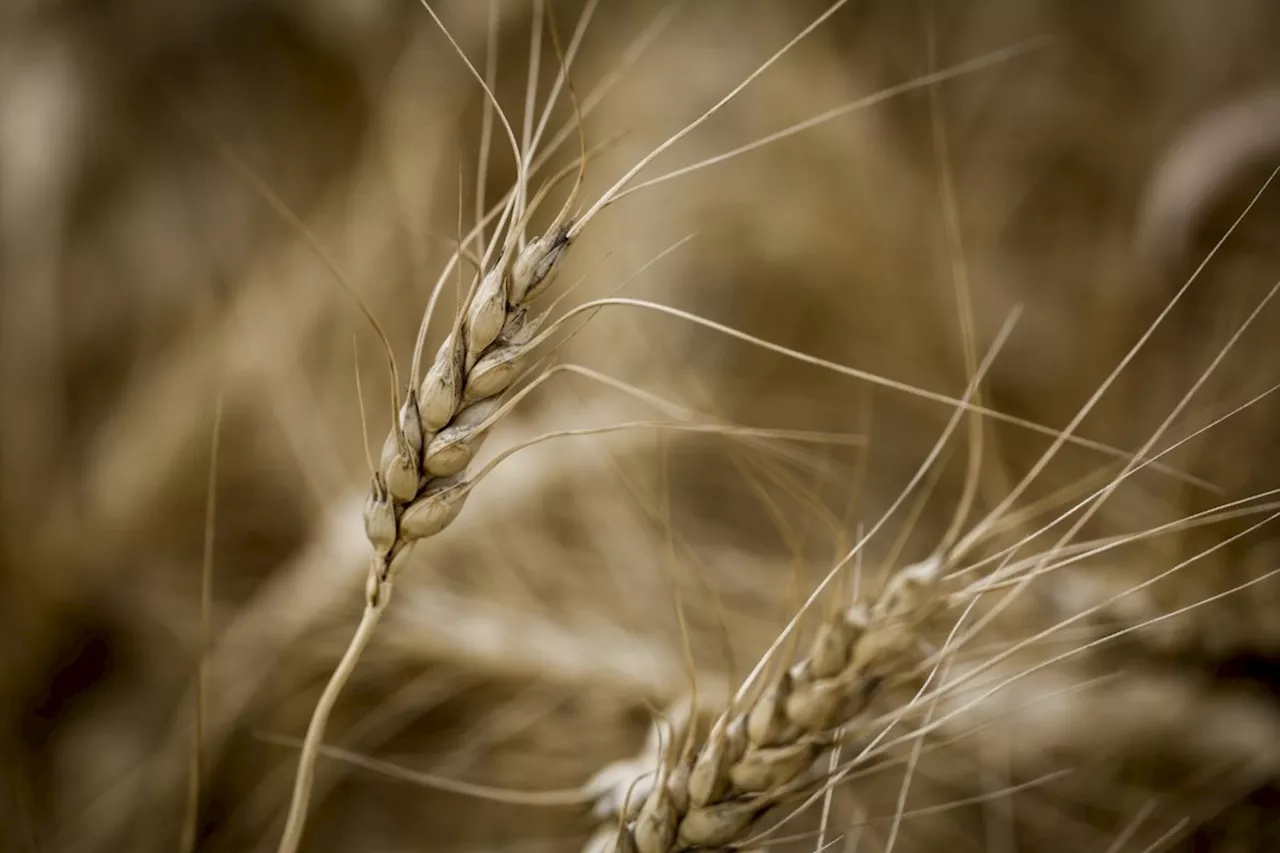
(3, 1, 1280, 851)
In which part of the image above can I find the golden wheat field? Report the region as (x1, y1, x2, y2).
(3, 1, 1280, 851)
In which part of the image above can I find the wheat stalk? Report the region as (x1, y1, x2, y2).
(267, 0, 620, 843)
(582, 556, 947, 853)
(274, 173, 579, 852)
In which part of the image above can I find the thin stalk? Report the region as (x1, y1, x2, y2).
(276, 578, 389, 853)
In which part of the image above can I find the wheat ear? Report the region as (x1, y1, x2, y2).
(270, 0, 604, 844)
(274, 189, 579, 853)
(583, 555, 948, 853)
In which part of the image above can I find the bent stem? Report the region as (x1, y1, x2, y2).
(276, 566, 391, 853)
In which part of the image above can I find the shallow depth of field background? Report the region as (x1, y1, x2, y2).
(3, 1, 1280, 851)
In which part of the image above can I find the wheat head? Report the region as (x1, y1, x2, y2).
(581, 555, 947, 852)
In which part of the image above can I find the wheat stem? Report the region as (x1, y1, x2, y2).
(276, 580, 388, 853)
(180, 394, 223, 853)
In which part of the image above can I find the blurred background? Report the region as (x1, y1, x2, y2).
(3, 1, 1280, 850)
